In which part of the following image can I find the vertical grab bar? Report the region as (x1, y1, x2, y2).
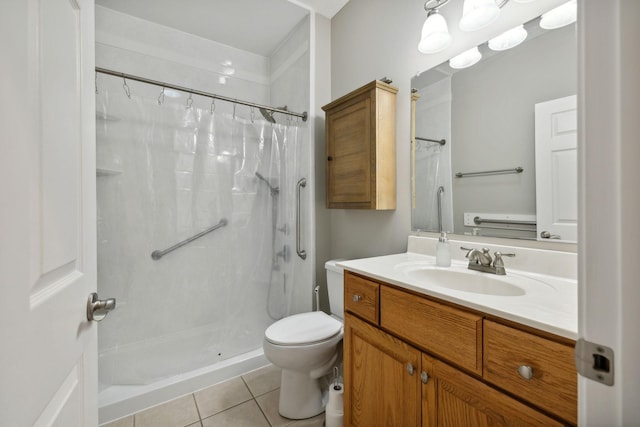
(296, 178, 307, 260)
(437, 186, 444, 233)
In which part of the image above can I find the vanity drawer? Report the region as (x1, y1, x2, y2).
(344, 271, 379, 324)
(380, 286, 483, 375)
(483, 320, 577, 425)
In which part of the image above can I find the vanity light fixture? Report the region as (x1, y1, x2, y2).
(418, 0, 452, 54)
(459, 0, 506, 32)
(449, 46, 482, 69)
(488, 24, 528, 51)
(539, 0, 577, 29)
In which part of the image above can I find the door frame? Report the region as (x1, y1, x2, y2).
(578, 0, 640, 424)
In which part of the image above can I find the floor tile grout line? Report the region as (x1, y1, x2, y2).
(198, 397, 268, 424)
(252, 395, 275, 427)
(191, 393, 203, 422)
(240, 375, 257, 399)
(242, 372, 283, 399)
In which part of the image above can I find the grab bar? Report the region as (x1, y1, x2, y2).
(437, 186, 444, 233)
(473, 216, 536, 226)
(296, 178, 307, 260)
(151, 218, 227, 260)
(416, 136, 446, 146)
(455, 167, 523, 178)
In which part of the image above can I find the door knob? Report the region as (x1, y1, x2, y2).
(87, 292, 116, 322)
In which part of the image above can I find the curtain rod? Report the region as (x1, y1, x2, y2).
(95, 67, 308, 122)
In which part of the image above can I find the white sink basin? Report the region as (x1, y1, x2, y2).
(403, 267, 524, 296)
(395, 263, 555, 297)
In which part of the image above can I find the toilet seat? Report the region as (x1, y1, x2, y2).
(265, 311, 342, 346)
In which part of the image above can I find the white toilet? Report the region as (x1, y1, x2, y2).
(263, 259, 345, 419)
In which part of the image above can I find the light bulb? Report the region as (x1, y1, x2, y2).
(459, 0, 501, 32)
(449, 46, 482, 69)
(418, 12, 452, 54)
(488, 25, 528, 51)
(540, 0, 577, 30)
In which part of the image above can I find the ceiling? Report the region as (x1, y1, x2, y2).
(95, 0, 348, 56)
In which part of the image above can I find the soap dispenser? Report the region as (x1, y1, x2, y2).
(436, 232, 451, 267)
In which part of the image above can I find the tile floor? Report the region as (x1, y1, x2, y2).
(101, 365, 325, 427)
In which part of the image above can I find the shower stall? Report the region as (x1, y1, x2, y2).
(94, 6, 312, 423)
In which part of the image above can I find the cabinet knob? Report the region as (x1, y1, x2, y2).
(407, 363, 415, 376)
(421, 371, 429, 384)
(517, 365, 534, 380)
(327, 156, 333, 161)
(352, 294, 362, 302)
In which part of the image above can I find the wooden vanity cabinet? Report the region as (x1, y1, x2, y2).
(344, 313, 562, 427)
(428, 355, 564, 427)
(343, 271, 577, 426)
(344, 313, 421, 426)
(322, 80, 397, 210)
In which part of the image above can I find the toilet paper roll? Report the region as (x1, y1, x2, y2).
(325, 383, 344, 427)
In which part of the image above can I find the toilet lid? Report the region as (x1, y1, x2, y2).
(265, 312, 342, 345)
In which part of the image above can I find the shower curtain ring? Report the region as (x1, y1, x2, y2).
(210, 98, 216, 114)
(158, 87, 165, 105)
(95, 72, 99, 95)
(186, 93, 193, 110)
(122, 77, 131, 99)
(250, 107, 255, 123)
(233, 104, 236, 120)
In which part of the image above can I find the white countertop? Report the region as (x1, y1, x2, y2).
(338, 251, 578, 340)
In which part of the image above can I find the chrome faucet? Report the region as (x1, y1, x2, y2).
(460, 247, 515, 275)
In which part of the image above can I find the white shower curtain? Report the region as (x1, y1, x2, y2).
(96, 80, 307, 386)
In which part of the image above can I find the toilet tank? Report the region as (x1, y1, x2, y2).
(325, 259, 346, 319)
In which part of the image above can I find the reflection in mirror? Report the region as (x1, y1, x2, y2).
(411, 13, 577, 243)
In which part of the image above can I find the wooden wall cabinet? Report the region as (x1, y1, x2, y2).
(322, 80, 397, 209)
(343, 271, 577, 427)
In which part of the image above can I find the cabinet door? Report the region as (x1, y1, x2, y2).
(344, 313, 421, 427)
(326, 94, 372, 207)
(433, 360, 564, 427)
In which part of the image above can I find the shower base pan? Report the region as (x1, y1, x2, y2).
(98, 348, 268, 425)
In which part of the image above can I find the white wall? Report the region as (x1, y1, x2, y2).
(271, 18, 311, 117)
(95, 6, 270, 112)
(311, 14, 333, 309)
(327, 0, 567, 260)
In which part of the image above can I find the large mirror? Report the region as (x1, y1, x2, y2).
(411, 11, 577, 243)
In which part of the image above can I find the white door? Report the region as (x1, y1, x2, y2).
(579, 0, 640, 425)
(535, 95, 577, 243)
(0, 0, 98, 426)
